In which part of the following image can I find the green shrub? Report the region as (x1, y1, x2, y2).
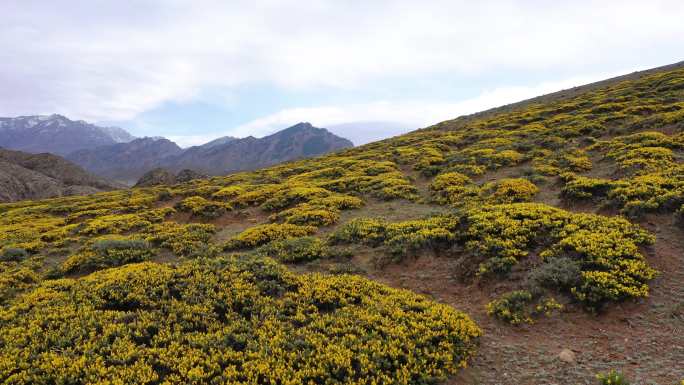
(0, 247, 29, 262)
(156, 189, 173, 201)
(527, 257, 582, 293)
(175, 196, 228, 219)
(486, 290, 563, 325)
(596, 370, 630, 385)
(61, 238, 154, 274)
(676, 205, 684, 227)
(256, 237, 328, 263)
(561, 174, 616, 200)
(486, 290, 534, 324)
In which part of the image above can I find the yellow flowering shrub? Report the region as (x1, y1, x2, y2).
(481, 178, 539, 204)
(224, 223, 317, 250)
(261, 186, 332, 211)
(256, 236, 329, 263)
(334, 202, 656, 309)
(175, 196, 229, 219)
(145, 222, 216, 257)
(272, 205, 340, 226)
(0, 257, 481, 385)
(430, 172, 478, 204)
(331, 216, 459, 257)
(561, 165, 684, 218)
(0, 259, 39, 304)
(211, 185, 246, 200)
(79, 213, 153, 235)
(60, 237, 154, 274)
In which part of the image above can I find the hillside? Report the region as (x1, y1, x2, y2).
(67, 122, 354, 184)
(0, 63, 683, 384)
(0, 114, 135, 155)
(0, 148, 122, 202)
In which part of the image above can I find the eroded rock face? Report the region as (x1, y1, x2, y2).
(134, 168, 177, 187)
(175, 169, 208, 183)
(0, 148, 121, 202)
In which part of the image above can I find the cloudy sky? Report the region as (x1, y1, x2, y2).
(2, 1, 683, 146)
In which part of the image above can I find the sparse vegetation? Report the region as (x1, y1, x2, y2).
(596, 370, 630, 385)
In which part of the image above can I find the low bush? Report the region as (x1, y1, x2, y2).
(0, 247, 28, 262)
(256, 236, 329, 263)
(61, 237, 154, 274)
(561, 174, 617, 200)
(145, 222, 216, 257)
(596, 370, 630, 385)
(481, 178, 539, 204)
(334, 203, 657, 310)
(486, 290, 563, 325)
(224, 223, 317, 250)
(430, 172, 477, 204)
(0, 258, 482, 385)
(0, 260, 39, 304)
(527, 257, 582, 293)
(175, 196, 228, 219)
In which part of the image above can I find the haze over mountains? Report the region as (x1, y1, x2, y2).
(0, 115, 354, 185)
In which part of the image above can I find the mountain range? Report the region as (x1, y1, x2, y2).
(0, 115, 354, 185)
(0, 114, 134, 156)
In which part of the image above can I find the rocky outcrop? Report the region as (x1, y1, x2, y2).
(134, 168, 178, 187)
(0, 148, 121, 202)
(176, 169, 208, 183)
(134, 168, 209, 187)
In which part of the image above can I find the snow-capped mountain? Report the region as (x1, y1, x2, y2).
(0, 114, 136, 155)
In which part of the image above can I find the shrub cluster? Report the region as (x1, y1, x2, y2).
(333, 203, 656, 310)
(223, 223, 317, 250)
(256, 236, 329, 263)
(0, 257, 481, 385)
(61, 237, 154, 274)
(175, 196, 229, 219)
(485, 290, 562, 325)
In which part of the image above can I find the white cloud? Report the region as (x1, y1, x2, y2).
(224, 71, 621, 144)
(0, 0, 683, 124)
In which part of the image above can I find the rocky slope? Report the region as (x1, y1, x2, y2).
(0, 114, 135, 156)
(0, 148, 122, 202)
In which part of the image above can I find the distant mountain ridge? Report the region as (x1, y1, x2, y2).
(67, 137, 184, 184)
(164, 122, 353, 175)
(0, 114, 135, 156)
(0, 115, 354, 185)
(0, 148, 122, 202)
(64, 122, 352, 184)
